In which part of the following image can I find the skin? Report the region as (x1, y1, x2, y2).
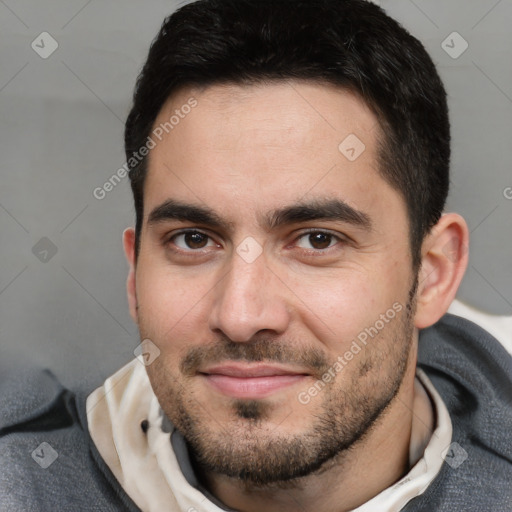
(123, 82, 469, 512)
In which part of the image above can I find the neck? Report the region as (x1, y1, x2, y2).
(197, 349, 434, 512)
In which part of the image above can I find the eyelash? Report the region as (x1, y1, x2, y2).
(165, 228, 347, 255)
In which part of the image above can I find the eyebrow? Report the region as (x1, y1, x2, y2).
(265, 198, 372, 231)
(147, 197, 372, 233)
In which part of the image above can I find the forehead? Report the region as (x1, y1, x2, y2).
(143, 81, 405, 230)
(153, 81, 377, 150)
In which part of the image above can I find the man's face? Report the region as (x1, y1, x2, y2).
(133, 82, 418, 485)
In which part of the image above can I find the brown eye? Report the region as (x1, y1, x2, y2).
(309, 232, 332, 249)
(171, 231, 214, 250)
(295, 231, 341, 251)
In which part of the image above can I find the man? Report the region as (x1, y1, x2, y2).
(1, 0, 511, 510)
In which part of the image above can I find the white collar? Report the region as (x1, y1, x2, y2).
(86, 359, 452, 512)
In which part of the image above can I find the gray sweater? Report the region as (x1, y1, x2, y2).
(1, 314, 512, 511)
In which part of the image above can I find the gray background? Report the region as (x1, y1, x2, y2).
(1, 0, 511, 389)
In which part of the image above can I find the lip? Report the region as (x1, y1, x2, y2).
(200, 364, 309, 399)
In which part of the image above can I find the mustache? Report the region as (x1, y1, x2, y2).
(180, 336, 331, 378)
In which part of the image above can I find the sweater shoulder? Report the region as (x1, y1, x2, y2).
(0, 366, 70, 433)
(0, 367, 139, 511)
(411, 314, 512, 510)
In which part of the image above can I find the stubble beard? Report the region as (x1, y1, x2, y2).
(144, 280, 418, 488)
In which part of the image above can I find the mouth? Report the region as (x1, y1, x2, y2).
(199, 363, 310, 399)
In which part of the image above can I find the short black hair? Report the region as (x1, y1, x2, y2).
(125, 0, 450, 270)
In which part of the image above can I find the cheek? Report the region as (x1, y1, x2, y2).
(135, 267, 210, 350)
(291, 266, 408, 355)
(289, 273, 378, 339)
(137, 249, 204, 306)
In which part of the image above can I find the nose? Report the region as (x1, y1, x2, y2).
(208, 247, 291, 342)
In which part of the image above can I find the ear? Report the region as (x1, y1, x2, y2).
(123, 227, 138, 324)
(414, 213, 469, 329)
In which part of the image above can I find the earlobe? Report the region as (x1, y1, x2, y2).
(414, 213, 469, 329)
(122, 227, 139, 324)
